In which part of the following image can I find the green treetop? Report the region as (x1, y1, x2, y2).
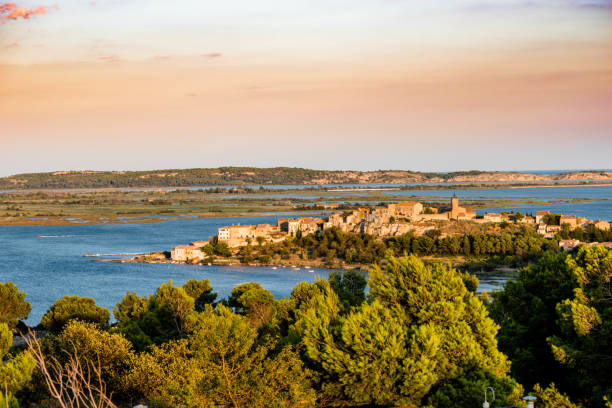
(301, 255, 519, 407)
(41, 296, 110, 332)
(0, 322, 36, 407)
(0, 282, 31, 329)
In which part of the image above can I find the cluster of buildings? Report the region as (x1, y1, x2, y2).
(168, 197, 610, 262)
(170, 197, 477, 261)
(533, 210, 610, 238)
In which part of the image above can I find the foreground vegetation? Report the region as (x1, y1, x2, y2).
(1, 246, 611, 407)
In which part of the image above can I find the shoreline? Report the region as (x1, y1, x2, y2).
(3, 180, 612, 194)
(96, 256, 370, 272)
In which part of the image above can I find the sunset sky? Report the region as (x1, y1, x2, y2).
(1, 0, 611, 176)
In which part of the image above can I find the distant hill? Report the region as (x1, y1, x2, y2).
(1, 167, 611, 190)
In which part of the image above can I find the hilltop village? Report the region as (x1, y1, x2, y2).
(168, 197, 611, 262)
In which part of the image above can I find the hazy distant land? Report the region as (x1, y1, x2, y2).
(2, 167, 612, 190)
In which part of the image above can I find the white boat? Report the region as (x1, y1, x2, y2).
(272, 267, 277, 270)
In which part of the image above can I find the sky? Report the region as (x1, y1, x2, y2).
(1, 0, 611, 176)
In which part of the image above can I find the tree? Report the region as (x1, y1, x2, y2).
(531, 383, 580, 408)
(0, 322, 36, 407)
(225, 282, 275, 329)
(113, 291, 148, 325)
(190, 305, 315, 408)
(113, 281, 198, 350)
(491, 246, 612, 407)
(302, 255, 517, 407)
(23, 325, 118, 408)
(488, 251, 577, 391)
(48, 320, 135, 402)
(424, 367, 523, 408)
(41, 296, 110, 332)
(0, 281, 31, 329)
(214, 242, 232, 257)
(548, 246, 612, 407)
(125, 339, 203, 408)
(182, 279, 217, 311)
(127, 305, 316, 408)
(328, 270, 367, 309)
(544, 214, 561, 226)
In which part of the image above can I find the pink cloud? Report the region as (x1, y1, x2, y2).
(4, 41, 19, 48)
(0, 3, 17, 12)
(1, 2, 58, 20)
(202, 52, 222, 58)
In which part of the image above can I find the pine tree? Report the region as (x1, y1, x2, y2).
(302, 255, 518, 407)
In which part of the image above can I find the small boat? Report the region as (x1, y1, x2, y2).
(295, 268, 301, 271)
(308, 270, 314, 273)
(207, 263, 212, 266)
(272, 267, 278, 270)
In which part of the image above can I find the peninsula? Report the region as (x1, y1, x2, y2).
(125, 197, 612, 270)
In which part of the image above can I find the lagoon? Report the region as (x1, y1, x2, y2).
(0, 214, 514, 325)
(0, 215, 330, 324)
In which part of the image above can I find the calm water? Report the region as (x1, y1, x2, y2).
(0, 214, 511, 325)
(0, 216, 332, 325)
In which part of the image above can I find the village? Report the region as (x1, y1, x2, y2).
(168, 196, 611, 262)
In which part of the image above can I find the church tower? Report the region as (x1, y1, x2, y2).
(451, 193, 459, 212)
(450, 193, 460, 219)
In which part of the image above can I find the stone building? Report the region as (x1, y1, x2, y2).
(394, 202, 424, 219)
(449, 195, 476, 220)
(171, 245, 203, 262)
(484, 213, 502, 223)
(536, 211, 550, 224)
(559, 214, 578, 228)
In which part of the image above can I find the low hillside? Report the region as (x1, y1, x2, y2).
(1, 167, 611, 190)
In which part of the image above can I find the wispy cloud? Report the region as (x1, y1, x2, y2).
(98, 55, 120, 62)
(202, 52, 222, 58)
(4, 41, 19, 48)
(0, 2, 58, 21)
(465, 0, 612, 11)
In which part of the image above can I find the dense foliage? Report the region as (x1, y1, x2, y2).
(490, 246, 612, 407)
(301, 256, 521, 407)
(244, 227, 558, 267)
(40, 296, 110, 332)
(1, 323, 36, 408)
(4, 247, 611, 407)
(0, 282, 31, 329)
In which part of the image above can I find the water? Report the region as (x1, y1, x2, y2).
(1, 213, 517, 325)
(0, 216, 332, 325)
